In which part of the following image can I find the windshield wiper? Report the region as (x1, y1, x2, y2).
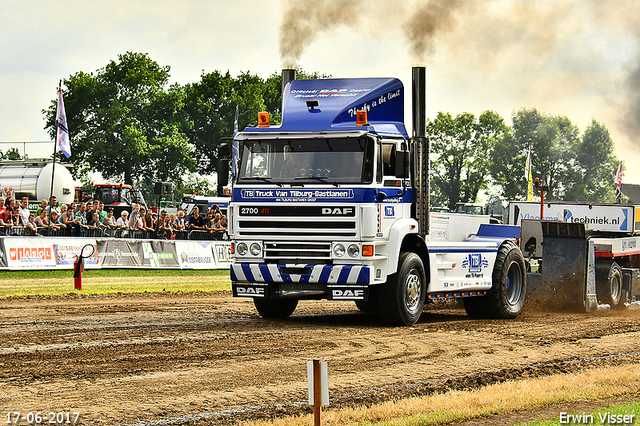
(294, 176, 339, 187)
(241, 177, 282, 186)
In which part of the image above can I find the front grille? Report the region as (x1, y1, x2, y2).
(264, 241, 332, 261)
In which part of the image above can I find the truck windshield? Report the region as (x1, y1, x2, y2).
(237, 136, 374, 185)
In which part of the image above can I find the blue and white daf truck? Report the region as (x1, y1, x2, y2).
(221, 67, 526, 325)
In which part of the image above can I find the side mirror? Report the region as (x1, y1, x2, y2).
(218, 159, 229, 188)
(395, 150, 409, 178)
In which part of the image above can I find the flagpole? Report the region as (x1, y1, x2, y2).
(48, 80, 61, 232)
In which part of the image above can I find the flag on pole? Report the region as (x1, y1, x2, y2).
(56, 85, 71, 158)
(615, 161, 623, 203)
(525, 148, 533, 201)
(231, 104, 239, 183)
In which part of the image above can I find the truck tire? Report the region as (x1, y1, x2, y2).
(379, 252, 426, 326)
(354, 286, 379, 313)
(596, 261, 625, 309)
(463, 240, 526, 319)
(253, 298, 298, 319)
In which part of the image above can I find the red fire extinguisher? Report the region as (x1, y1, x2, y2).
(73, 244, 96, 291)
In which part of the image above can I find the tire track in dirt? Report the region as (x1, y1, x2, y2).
(0, 294, 639, 425)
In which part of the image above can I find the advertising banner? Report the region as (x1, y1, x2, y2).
(53, 238, 99, 268)
(141, 241, 179, 268)
(1, 237, 232, 270)
(96, 239, 144, 267)
(175, 241, 217, 269)
(2, 237, 57, 269)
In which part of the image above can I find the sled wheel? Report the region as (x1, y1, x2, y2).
(379, 252, 426, 326)
(253, 298, 298, 319)
(464, 240, 526, 319)
(596, 261, 625, 309)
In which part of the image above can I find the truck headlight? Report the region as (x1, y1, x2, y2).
(237, 242, 248, 256)
(333, 243, 345, 257)
(347, 244, 359, 258)
(250, 243, 262, 256)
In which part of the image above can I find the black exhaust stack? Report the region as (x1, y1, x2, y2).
(411, 66, 429, 237)
(281, 69, 296, 113)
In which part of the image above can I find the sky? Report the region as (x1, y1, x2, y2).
(2, 0, 640, 184)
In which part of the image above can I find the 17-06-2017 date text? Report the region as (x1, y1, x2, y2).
(6, 412, 80, 424)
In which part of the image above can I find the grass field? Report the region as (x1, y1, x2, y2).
(0, 269, 231, 297)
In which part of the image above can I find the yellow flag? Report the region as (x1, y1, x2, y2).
(525, 149, 533, 201)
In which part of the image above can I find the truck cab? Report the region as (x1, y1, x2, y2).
(227, 69, 526, 325)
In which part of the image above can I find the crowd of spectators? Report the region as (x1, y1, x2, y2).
(0, 196, 229, 241)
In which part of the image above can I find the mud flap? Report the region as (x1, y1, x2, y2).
(233, 284, 267, 298)
(327, 285, 368, 301)
(525, 222, 597, 312)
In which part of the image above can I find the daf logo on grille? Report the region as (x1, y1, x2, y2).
(322, 207, 354, 215)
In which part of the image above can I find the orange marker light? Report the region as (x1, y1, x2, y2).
(258, 112, 270, 127)
(356, 110, 367, 126)
(362, 245, 373, 256)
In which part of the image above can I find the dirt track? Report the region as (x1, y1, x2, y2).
(1, 292, 639, 425)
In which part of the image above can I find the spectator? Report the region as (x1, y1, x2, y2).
(142, 209, 154, 232)
(129, 204, 141, 232)
(85, 200, 97, 223)
(98, 202, 107, 222)
(0, 197, 6, 215)
(204, 212, 214, 235)
(45, 196, 59, 215)
(12, 206, 23, 227)
(102, 209, 118, 237)
(116, 210, 129, 229)
(154, 210, 168, 239)
(61, 204, 79, 236)
(174, 210, 186, 233)
(0, 207, 13, 234)
(74, 203, 90, 235)
(26, 214, 38, 235)
(219, 215, 228, 234)
(188, 206, 205, 231)
(69, 202, 77, 215)
(18, 197, 30, 226)
(48, 211, 65, 231)
(34, 209, 49, 227)
(88, 212, 101, 228)
(35, 199, 48, 216)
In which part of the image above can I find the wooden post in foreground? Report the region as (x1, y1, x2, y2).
(307, 360, 329, 426)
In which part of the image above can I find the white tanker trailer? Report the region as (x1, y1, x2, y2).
(0, 160, 76, 206)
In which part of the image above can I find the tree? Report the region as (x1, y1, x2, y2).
(0, 148, 22, 160)
(490, 108, 618, 203)
(427, 111, 507, 210)
(43, 52, 195, 186)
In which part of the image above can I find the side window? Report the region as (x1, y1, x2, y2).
(381, 144, 396, 176)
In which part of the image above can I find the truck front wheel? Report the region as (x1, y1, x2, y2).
(464, 240, 526, 319)
(379, 252, 426, 326)
(253, 298, 298, 319)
